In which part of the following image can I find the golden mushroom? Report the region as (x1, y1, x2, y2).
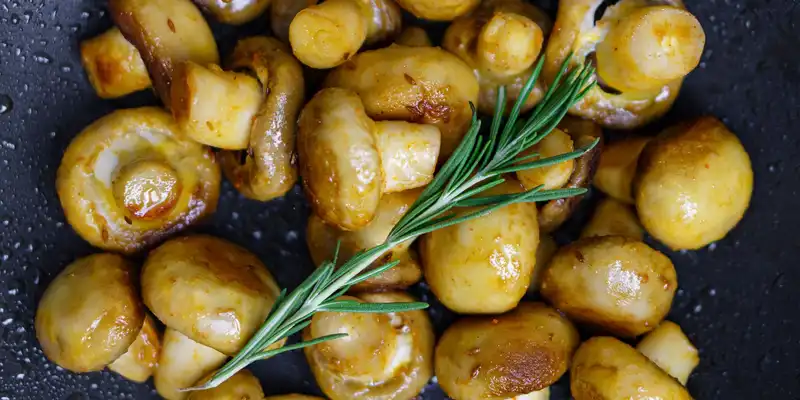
(141, 235, 282, 399)
(436, 302, 579, 399)
(306, 189, 424, 291)
(420, 179, 539, 314)
(36, 254, 145, 373)
(541, 236, 677, 337)
(443, 0, 552, 115)
(109, 0, 219, 108)
(289, 0, 402, 68)
(304, 292, 434, 400)
(516, 128, 575, 191)
(536, 116, 603, 233)
(325, 45, 479, 157)
(571, 337, 692, 400)
(155, 328, 228, 400)
(580, 197, 644, 240)
(297, 88, 440, 230)
(193, 0, 272, 25)
(635, 117, 753, 250)
(636, 321, 699, 385)
(108, 314, 162, 383)
(80, 27, 151, 99)
(593, 136, 651, 204)
(189, 369, 265, 400)
(56, 107, 221, 254)
(395, 0, 479, 20)
(265, 396, 325, 400)
(142, 235, 280, 355)
(544, 0, 705, 129)
(171, 36, 305, 201)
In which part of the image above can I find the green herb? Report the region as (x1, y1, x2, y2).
(187, 55, 597, 391)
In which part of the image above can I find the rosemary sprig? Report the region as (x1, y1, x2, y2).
(187, 55, 597, 391)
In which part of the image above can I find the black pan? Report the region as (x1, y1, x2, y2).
(0, 1, 798, 399)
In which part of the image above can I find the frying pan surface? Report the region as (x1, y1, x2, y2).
(0, 0, 798, 398)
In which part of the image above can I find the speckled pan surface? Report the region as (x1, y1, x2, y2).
(0, 0, 798, 399)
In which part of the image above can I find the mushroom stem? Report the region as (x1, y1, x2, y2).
(596, 6, 705, 93)
(171, 61, 262, 150)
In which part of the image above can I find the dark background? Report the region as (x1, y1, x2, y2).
(0, 0, 798, 398)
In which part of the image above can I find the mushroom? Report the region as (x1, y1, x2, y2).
(80, 27, 151, 99)
(109, 0, 220, 109)
(435, 302, 579, 399)
(420, 179, 539, 314)
(571, 337, 692, 399)
(443, 0, 552, 115)
(636, 321, 699, 385)
(56, 107, 220, 254)
(108, 314, 162, 383)
(306, 189, 423, 291)
(543, 0, 705, 129)
(325, 45, 479, 157)
(36, 254, 145, 373)
(171, 36, 305, 201)
(289, 0, 402, 68)
(593, 136, 651, 204)
(580, 197, 644, 240)
(541, 235, 677, 337)
(536, 116, 603, 233)
(634, 116, 753, 250)
(297, 88, 440, 230)
(141, 235, 282, 399)
(303, 291, 434, 400)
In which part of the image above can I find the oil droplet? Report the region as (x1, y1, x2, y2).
(0, 95, 12, 115)
(59, 64, 72, 73)
(32, 52, 51, 64)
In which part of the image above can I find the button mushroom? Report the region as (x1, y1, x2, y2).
(536, 116, 603, 233)
(593, 136, 651, 204)
(636, 321, 699, 385)
(541, 235, 677, 337)
(443, 0, 552, 115)
(56, 107, 221, 254)
(435, 302, 579, 399)
(306, 189, 424, 291)
(80, 28, 151, 99)
(325, 45, 479, 157)
(543, 0, 705, 129)
(141, 235, 282, 399)
(297, 88, 440, 230)
(580, 197, 644, 240)
(303, 291, 434, 400)
(571, 337, 692, 400)
(109, 0, 220, 109)
(634, 116, 753, 250)
(420, 179, 539, 314)
(35, 254, 145, 373)
(289, 0, 402, 68)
